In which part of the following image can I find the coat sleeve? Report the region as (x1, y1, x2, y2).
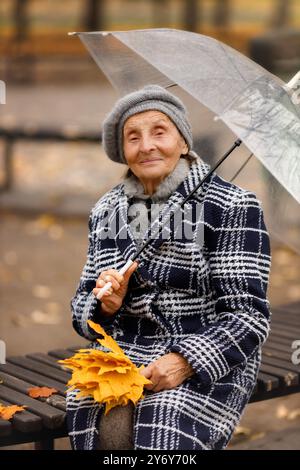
(70, 209, 117, 340)
(169, 191, 271, 387)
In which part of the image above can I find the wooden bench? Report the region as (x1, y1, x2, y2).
(0, 301, 299, 450)
(0, 126, 100, 192)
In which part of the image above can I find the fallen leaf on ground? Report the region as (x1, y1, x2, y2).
(249, 432, 266, 441)
(276, 404, 289, 419)
(30, 309, 60, 325)
(59, 320, 152, 415)
(287, 409, 300, 420)
(32, 285, 51, 299)
(27, 387, 58, 398)
(36, 214, 57, 229)
(233, 426, 251, 437)
(0, 403, 26, 420)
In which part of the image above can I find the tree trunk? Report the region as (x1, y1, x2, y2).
(183, 0, 200, 32)
(13, 0, 29, 40)
(213, 0, 230, 28)
(271, 0, 291, 28)
(151, 0, 170, 28)
(84, 0, 105, 31)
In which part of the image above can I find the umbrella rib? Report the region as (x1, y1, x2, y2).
(219, 42, 247, 83)
(230, 152, 254, 183)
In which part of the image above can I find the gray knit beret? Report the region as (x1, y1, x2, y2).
(102, 84, 193, 164)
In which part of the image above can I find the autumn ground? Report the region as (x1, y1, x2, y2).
(0, 82, 300, 450)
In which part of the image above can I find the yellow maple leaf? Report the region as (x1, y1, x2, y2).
(88, 320, 126, 355)
(28, 387, 57, 398)
(59, 321, 151, 414)
(0, 403, 26, 420)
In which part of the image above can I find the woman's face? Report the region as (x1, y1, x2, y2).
(123, 110, 188, 193)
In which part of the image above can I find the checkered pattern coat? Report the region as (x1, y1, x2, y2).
(66, 158, 271, 450)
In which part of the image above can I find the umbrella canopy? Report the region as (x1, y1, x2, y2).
(70, 28, 300, 253)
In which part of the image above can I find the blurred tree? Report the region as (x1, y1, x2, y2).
(212, 0, 230, 28)
(183, 0, 200, 32)
(271, 0, 291, 28)
(6, 0, 35, 83)
(83, 0, 105, 30)
(152, 0, 170, 28)
(13, 0, 29, 40)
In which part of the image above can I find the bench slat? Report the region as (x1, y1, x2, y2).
(265, 335, 294, 346)
(45, 395, 66, 412)
(270, 327, 300, 340)
(272, 309, 300, 318)
(259, 364, 299, 386)
(0, 397, 42, 434)
(0, 418, 12, 437)
(67, 345, 87, 352)
(0, 363, 66, 394)
(0, 384, 65, 429)
(47, 349, 75, 360)
(26, 353, 71, 372)
(270, 322, 300, 333)
(7, 357, 70, 383)
(271, 317, 300, 328)
(272, 301, 300, 314)
(262, 355, 300, 374)
(263, 347, 294, 362)
(271, 317, 299, 328)
(256, 372, 280, 391)
(0, 371, 66, 412)
(264, 340, 294, 353)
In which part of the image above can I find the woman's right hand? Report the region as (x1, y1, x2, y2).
(92, 261, 138, 316)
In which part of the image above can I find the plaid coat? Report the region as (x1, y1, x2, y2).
(66, 158, 271, 450)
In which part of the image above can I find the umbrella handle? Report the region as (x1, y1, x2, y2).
(95, 259, 134, 300)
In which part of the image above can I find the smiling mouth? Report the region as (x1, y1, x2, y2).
(140, 158, 162, 164)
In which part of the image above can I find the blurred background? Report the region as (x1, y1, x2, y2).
(0, 0, 299, 450)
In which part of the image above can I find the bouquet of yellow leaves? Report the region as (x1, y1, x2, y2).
(59, 320, 152, 414)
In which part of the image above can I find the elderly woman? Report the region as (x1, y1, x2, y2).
(66, 85, 271, 450)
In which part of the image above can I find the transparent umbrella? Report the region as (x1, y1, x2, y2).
(69, 28, 300, 295)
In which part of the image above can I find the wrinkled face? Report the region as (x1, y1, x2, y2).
(123, 110, 188, 188)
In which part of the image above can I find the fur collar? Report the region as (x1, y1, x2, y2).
(123, 151, 200, 202)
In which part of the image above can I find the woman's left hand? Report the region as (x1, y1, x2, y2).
(139, 352, 194, 393)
